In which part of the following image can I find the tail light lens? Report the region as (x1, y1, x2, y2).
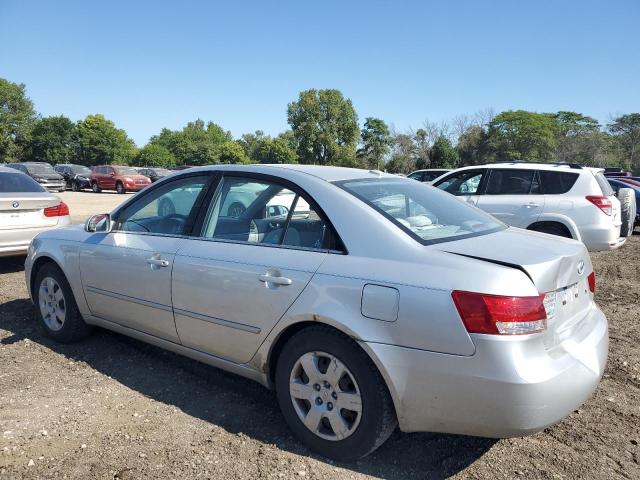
(43, 201, 70, 217)
(585, 195, 612, 215)
(452, 291, 547, 335)
(588, 271, 595, 294)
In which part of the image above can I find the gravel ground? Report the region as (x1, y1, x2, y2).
(0, 192, 638, 479)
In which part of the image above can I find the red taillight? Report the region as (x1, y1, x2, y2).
(451, 291, 547, 335)
(43, 201, 70, 217)
(585, 195, 612, 216)
(588, 272, 595, 294)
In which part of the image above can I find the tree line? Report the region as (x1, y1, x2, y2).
(1, 78, 639, 173)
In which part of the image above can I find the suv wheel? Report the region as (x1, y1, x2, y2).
(71, 181, 79, 192)
(92, 182, 101, 193)
(116, 182, 126, 194)
(34, 263, 93, 343)
(275, 326, 396, 461)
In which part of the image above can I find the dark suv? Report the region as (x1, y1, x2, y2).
(136, 167, 171, 182)
(6, 162, 66, 192)
(54, 164, 93, 191)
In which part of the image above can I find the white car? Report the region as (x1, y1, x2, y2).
(24, 165, 607, 460)
(433, 162, 626, 251)
(0, 166, 71, 257)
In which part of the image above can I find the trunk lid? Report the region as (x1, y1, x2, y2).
(438, 227, 593, 349)
(0, 193, 60, 229)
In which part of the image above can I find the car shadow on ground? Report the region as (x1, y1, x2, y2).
(0, 256, 26, 274)
(0, 297, 495, 478)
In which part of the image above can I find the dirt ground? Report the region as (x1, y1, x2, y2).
(0, 192, 639, 479)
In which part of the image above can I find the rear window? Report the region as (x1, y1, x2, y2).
(537, 171, 579, 194)
(0, 172, 46, 192)
(593, 172, 614, 196)
(336, 177, 505, 245)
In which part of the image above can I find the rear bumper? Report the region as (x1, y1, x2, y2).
(364, 304, 608, 437)
(579, 224, 624, 251)
(0, 219, 72, 258)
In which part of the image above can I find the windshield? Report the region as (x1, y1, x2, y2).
(25, 163, 56, 175)
(594, 172, 614, 196)
(115, 167, 139, 175)
(71, 166, 91, 175)
(0, 172, 46, 192)
(337, 177, 505, 245)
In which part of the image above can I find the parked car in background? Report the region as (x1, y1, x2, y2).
(25, 165, 607, 460)
(89, 165, 151, 194)
(6, 162, 66, 192)
(608, 178, 639, 230)
(432, 162, 627, 251)
(0, 166, 71, 257)
(137, 167, 172, 183)
(614, 177, 640, 187)
(407, 169, 450, 183)
(54, 164, 93, 191)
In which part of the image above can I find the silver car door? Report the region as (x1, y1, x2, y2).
(172, 175, 341, 363)
(79, 174, 211, 342)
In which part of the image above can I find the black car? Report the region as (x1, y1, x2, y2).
(54, 163, 93, 191)
(136, 167, 171, 182)
(6, 162, 66, 192)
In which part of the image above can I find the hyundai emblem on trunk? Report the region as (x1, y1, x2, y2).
(12, 201, 19, 209)
(577, 260, 585, 275)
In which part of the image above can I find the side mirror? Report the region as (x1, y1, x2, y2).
(85, 213, 112, 233)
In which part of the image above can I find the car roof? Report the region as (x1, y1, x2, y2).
(0, 165, 29, 174)
(445, 163, 602, 174)
(184, 164, 398, 182)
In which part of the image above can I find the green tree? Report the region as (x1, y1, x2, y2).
(217, 141, 251, 164)
(485, 110, 558, 161)
(456, 125, 487, 166)
(413, 128, 431, 169)
(149, 119, 232, 165)
(0, 78, 37, 162)
(608, 114, 640, 173)
(430, 136, 459, 168)
(254, 137, 298, 164)
(29, 115, 77, 164)
(76, 114, 136, 166)
(552, 111, 601, 164)
(287, 89, 359, 166)
(359, 117, 392, 170)
(133, 143, 176, 167)
(239, 130, 266, 159)
(387, 133, 417, 173)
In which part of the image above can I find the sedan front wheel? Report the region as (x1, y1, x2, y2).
(275, 326, 397, 461)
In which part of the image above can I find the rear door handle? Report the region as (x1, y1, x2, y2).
(526, 202, 540, 208)
(147, 257, 170, 268)
(258, 274, 292, 286)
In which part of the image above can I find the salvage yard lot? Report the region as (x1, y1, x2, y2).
(0, 192, 639, 479)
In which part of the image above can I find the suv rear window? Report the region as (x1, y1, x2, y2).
(593, 172, 614, 196)
(538, 171, 579, 194)
(337, 177, 504, 245)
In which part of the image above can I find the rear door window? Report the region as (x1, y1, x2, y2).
(485, 169, 535, 195)
(538, 171, 579, 194)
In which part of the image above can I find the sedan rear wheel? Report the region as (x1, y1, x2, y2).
(275, 326, 396, 461)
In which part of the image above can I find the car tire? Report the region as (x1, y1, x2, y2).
(275, 326, 397, 461)
(227, 202, 246, 217)
(116, 182, 125, 194)
(618, 188, 636, 237)
(71, 181, 79, 192)
(92, 182, 101, 193)
(34, 263, 93, 343)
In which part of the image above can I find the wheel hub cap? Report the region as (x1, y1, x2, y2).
(38, 276, 66, 331)
(289, 351, 362, 441)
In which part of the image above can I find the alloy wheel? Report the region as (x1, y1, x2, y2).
(289, 351, 362, 441)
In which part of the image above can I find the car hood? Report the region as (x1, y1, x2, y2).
(434, 227, 592, 293)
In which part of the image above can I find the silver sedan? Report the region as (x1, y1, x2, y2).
(24, 165, 608, 460)
(1, 166, 71, 257)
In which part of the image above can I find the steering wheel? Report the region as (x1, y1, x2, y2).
(163, 213, 187, 235)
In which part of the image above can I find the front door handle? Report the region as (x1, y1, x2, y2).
(147, 257, 170, 268)
(258, 274, 292, 286)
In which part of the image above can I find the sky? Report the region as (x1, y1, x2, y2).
(1, 0, 639, 146)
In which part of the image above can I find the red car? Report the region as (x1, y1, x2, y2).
(90, 165, 151, 194)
